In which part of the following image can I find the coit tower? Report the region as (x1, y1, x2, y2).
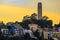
(38, 2, 42, 20)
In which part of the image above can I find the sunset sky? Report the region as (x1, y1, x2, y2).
(0, 0, 60, 25)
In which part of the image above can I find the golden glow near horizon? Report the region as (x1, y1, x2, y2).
(0, 0, 60, 25)
(0, 5, 36, 23)
(0, 4, 60, 25)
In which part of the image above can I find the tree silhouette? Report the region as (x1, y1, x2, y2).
(30, 13, 37, 20)
(42, 16, 48, 20)
(22, 13, 53, 28)
(54, 22, 60, 28)
(22, 13, 38, 29)
(23, 15, 30, 21)
(38, 16, 53, 28)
